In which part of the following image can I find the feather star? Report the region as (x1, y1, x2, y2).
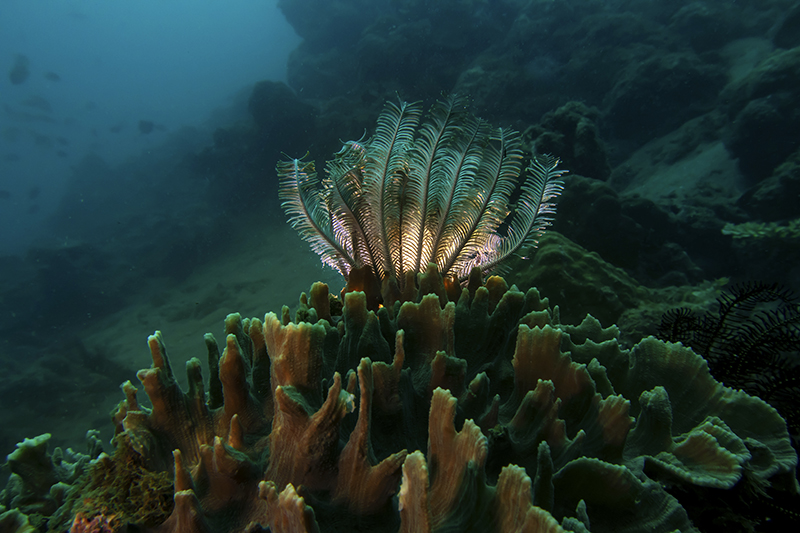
(278, 95, 565, 296)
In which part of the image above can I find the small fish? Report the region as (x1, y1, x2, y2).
(9, 54, 29, 85)
(44, 71, 61, 82)
(21, 95, 53, 113)
(4, 104, 56, 124)
(31, 131, 52, 148)
(139, 120, 155, 134)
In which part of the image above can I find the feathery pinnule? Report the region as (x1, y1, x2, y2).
(278, 95, 565, 293)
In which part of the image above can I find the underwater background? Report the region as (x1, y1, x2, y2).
(1, 1, 799, 531)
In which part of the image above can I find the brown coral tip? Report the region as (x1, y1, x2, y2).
(260, 481, 320, 533)
(333, 358, 407, 514)
(265, 373, 353, 491)
(398, 451, 431, 533)
(496, 465, 566, 533)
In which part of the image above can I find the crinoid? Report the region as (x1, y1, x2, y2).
(657, 282, 800, 533)
(657, 282, 800, 439)
(278, 95, 565, 306)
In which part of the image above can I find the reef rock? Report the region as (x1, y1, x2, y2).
(722, 46, 800, 182)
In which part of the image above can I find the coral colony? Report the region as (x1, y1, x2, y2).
(1, 98, 797, 533)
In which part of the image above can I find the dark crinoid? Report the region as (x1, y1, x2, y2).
(657, 282, 800, 439)
(278, 95, 565, 306)
(658, 283, 800, 530)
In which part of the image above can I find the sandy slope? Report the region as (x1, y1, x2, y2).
(2, 221, 343, 456)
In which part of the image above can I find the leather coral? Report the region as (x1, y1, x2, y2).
(92, 270, 797, 532)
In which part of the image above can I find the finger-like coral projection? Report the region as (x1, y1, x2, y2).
(278, 95, 565, 302)
(17, 269, 788, 533)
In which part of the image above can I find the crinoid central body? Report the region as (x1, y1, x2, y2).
(278, 95, 565, 305)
